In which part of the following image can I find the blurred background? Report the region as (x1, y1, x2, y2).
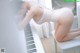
(0, 0, 80, 53)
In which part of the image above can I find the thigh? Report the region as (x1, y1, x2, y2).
(54, 22, 60, 33)
(55, 23, 72, 41)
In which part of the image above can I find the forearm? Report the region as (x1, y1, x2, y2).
(19, 14, 32, 30)
(17, 8, 27, 21)
(19, 8, 27, 16)
(17, 2, 28, 22)
(15, 9, 27, 28)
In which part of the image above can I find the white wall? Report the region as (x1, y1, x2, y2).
(0, 0, 27, 53)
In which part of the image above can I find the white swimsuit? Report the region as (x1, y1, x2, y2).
(36, 7, 72, 24)
(36, 8, 59, 24)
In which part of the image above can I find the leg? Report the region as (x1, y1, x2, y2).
(54, 23, 60, 33)
(55, 22, 80, 32)
(70, 28, 80, 32)
(55, 23, 71, 42)
(55, 24, 80, 42)
(62, 30, 80, 42)
(54, 7, 80, 42)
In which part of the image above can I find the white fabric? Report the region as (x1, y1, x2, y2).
(36, 8, 58, 24)
(36, 7, 72, 24)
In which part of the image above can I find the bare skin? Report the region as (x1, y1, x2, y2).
(18, 1, 80, 42)
(55, 10, 80, 42)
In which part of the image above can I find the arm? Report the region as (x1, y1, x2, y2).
(19, 9, 35, 30)
(17, 2, 28, 22)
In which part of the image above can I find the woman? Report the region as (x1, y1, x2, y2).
(18, 0, 80, 42)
